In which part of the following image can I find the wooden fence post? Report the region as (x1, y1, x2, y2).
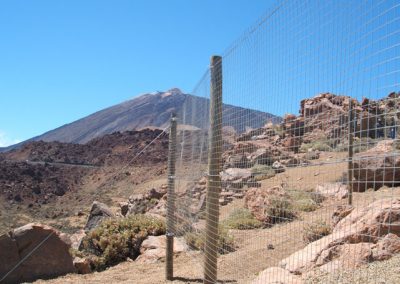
(166, 113, 177, 280)
(204, 55, 223, 284)
(348, 99, 354, 205)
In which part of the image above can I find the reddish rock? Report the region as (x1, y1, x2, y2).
(73, 257, 91, 274)
(352, 140, 400, 191)
(244, 186, 293, 224)
(0, 223, 74, 284)
(315, 183, 348, 199)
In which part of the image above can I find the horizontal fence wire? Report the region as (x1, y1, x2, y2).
(173, 0, 400, 283)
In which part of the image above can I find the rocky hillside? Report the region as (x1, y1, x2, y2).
(0, 129, 168, 207)
(3, 89, 280, 151)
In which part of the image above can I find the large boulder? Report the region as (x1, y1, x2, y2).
(244, 186, 293, 224)
(315, 183, 348, 199)
(280, 198, 400, 274)
(352, 140, 400, 191)
(0, 223, 75, 283)
(84, 201, 114, 231)
(135, 235, 188, 264)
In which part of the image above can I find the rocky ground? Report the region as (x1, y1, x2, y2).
(0, 129, 168, 233)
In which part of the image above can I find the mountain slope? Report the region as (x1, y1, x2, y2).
(4, 88, 281, 147)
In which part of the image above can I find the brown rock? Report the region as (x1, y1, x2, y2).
(136, 236, 188, 264)
(221, 168, 252, 182)
(280, 198, 400, 274)
(315, 183, 348, 199)
(70, 229, 86, 250)
(0, 223, 75, 284)
(84, 201, 114, 231)
(73, 257, 91, 274)
(119, 201, 129, 216)
(331, 205, 354, 226)
(352, 140, 400, 191)
(372, 233, 400, 261)
(244, 186, 292, 224)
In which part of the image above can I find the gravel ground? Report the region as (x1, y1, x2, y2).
(306, 254, 400, 284)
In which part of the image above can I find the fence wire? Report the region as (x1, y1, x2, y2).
(172, 0, 400, 283)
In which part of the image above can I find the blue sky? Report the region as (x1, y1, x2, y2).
(0, 0, 274, 146)
(1, 0, 399, 146)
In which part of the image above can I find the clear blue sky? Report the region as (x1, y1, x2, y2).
(0, 0, 274, 146)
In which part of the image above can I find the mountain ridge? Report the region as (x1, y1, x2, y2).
(1, 88, 281, 151)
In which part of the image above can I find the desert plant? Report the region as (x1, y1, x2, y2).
(184, 226, 235, 254)
(222, 208, 263, 230)
(288, 189, 324, 212)
(251, 164, 276, 181)
(303, 220, 332, 243)
(300, 140, 332, 153)
(266, 197, 296, 224)
(80, 214, 165, 270)
(304, 151, 320, 160)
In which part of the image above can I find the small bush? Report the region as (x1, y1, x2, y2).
(266, 197, 296, 223)
(303, 220, 332, 243)
(288, 190, 324, 212)
(304, 151, 320, 160)
(222, 208, 263, 230)
(184, 226, 235, 254)
(80, 215, 165, 270)
(251, 164, 276, 181)
(300, 140, 332, 153)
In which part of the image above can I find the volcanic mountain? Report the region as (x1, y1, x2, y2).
(4, 88, 280, 148)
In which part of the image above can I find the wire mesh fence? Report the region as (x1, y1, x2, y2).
(171, 0, 400, 283)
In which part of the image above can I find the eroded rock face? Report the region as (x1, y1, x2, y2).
(84, 201, 114, 231)
(0, 223, 75, 284)
(280, 198, 400, 274)
(352, 140, 400, 191)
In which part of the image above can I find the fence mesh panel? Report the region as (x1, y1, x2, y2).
(173, 0, 400, 283)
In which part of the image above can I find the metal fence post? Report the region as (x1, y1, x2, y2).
(166, 113, 177, 281)
(204, 55, 223, 284)
(348, 99, 354, 205)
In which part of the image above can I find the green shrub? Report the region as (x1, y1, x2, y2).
(184, 226, 235, 254)
(251, 164, 276, 181)
(288, 190, 324, 212)
(303, 220, 332, 243)
(266, 197, 296, 223)
(300, 140, 332, 153)
(80, 215, 165, 270)
(222, 208, 263, 230)
(304, 151, 320, 160)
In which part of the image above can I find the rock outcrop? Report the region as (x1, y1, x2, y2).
(84, 201, 114, 231)
(136, 235, 188, 264)
(352, 140, 400, 191)
(244, 186, 294, 224)
(0, 223, 75, 283)
(280, 198, 400, 274)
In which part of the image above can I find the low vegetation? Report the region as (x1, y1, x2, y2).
(303, 219, 332, 244)
(300, 140, 332, 152)
(222, 208, 263, 230)
(80, 215, 165, 270)
(288, 189, 324, 212)
(266, 197, 296, 224)
(184, 226, 235, 254)
(251, 164, 276, 181)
